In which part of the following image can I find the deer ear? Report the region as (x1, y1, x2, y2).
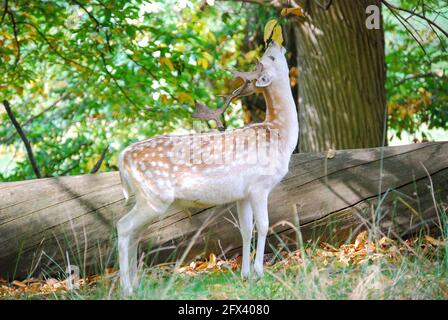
(255, 72, 272, 88)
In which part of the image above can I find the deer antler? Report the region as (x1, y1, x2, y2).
(232, 61, 263, 82)
(192, 62, 263, 131)
(192, 101, 226, 130)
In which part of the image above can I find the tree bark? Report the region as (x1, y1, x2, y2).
(295, 0, 386, 152)
(1, 142, 446, 280)
(242, 0, 387, 152)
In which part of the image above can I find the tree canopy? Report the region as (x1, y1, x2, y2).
(0, 0, 447, 181)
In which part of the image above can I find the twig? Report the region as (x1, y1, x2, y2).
(387, 5, 427, 55)
(90, 144, 109, 174)
(395, 72, 447, 86)
(98, 52, 141, 111)
(2, 100, 41, 178)
(125, 53, 175, 100)
(382, 0, 448, 38)
(16, 21, 91, 71)
(0, 0, 7, 26)
(70, 0, 113, 53)
(0, 92, 70, 144)
(7, 7, 20, 67)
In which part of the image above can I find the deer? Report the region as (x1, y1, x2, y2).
(117, 41, 298, 296)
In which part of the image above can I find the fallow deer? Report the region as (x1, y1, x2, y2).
(117, 41, 298, 296)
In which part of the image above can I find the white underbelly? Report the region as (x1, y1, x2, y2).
(174, 173, 247, 206)
(173, 163, 287, 207)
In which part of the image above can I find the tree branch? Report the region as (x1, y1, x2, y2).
(90, 144, 109, 174)
(70, 0, 113, 53)
(98, 52, 142, 112)
(382, 0, 448, 38)
(396, 72, 447, 86)
(16, 21, 92, 71)
(385, 3, 427, 55)
(2, 100, 41, 179)
(3, 1, 20, 67)
(0, 0, 8, 26)
(0, 92, 71, 145)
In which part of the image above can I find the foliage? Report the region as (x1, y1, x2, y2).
(0, 0, 260, 180)
(0, 0, 447, 181)
(384, 0, 448, 141)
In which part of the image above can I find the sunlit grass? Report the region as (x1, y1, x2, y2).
(2, 231, 447, 300)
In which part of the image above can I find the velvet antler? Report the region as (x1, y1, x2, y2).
(192, 62, 262, 131)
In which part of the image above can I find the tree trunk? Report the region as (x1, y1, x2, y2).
(1, 143, 446, 280)
(294, 0, 386, 152)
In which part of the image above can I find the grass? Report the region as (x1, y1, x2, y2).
(2, 231, 447, 300)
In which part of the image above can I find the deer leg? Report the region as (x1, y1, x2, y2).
(249, 191, 269, 276)
(117, 198, 170, 297)
(237, 198, 253, 278)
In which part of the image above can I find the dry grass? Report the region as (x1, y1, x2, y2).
(1, 230, 447, 300)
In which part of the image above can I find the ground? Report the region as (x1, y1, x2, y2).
(1, 231, 447, 300)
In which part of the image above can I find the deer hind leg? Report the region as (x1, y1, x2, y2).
(249, 190, 269, 276)
(117, 194, 171, 297)
(237, 198, 253, 278)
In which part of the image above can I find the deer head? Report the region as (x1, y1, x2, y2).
(193, 41, 288, 129)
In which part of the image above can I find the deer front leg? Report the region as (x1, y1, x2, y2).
(249, 191, 269, 276)
(237, 198, 253, 278)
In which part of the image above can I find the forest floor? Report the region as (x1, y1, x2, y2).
(1, 230, 447, 300)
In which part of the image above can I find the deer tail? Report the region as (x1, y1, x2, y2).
(118, 150, 133, 205)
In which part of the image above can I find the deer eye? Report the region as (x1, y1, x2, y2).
(268, 55, 275, 61)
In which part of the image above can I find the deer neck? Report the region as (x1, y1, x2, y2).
(262, 79, 299, 155)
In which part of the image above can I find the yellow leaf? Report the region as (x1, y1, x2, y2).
(379, 236, 394, 249)
(425, 235, 444, 246)
(354, 230, 368, 251)
(244, 50, 259, 62)
(281, 7, 304, 17)
(177, 92, 194, 105)
(202, 51, 213, 63)
(12, 280, 26, 288)
(195, 261, 209, 271)
(160, 94, 168, 104)
(209, 253, 216, 267)
(264, 19, 284, 46)
(160, 56, 175, 72)
(174, 43, 186, 53)
(272, 24, 284, 46)
(197, 57, 209, 69)
(207, 31, 217, 43)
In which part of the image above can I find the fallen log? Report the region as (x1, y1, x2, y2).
(1, 142, 447, 280)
